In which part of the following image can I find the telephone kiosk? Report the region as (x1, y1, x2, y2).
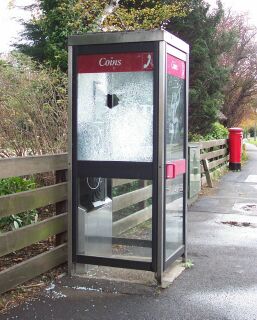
(68, 30, 189, 283)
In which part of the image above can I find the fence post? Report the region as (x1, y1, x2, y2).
(202, 159, 213, 188)
(55, 169, 68, 245)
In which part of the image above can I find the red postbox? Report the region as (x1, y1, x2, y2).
(229, 127, 243, 170)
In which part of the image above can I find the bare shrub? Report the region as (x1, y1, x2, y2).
(0, 53, 68, 157)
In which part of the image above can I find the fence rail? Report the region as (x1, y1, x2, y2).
(0, 183, 67, 219)
(0, 244, 67, 295)
(0, 154, 68, 179)
(0, 213, 68, 258)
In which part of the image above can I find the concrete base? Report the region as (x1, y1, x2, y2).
(70, 261, 185, 289)
(161, 261, 185, 289)
(73, 264, 156, 287)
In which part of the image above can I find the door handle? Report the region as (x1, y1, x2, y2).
(166, 159, 186, 179)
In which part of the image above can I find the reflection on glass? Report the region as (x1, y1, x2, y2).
(77, 71, 153, 162)
(165, 53, 185, 261)
(165, 175, 183, 258)
(189, 146, 201, 198)
(77, 178, 152, 262)
(166, 61, 185, 161)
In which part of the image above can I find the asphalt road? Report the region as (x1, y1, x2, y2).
(2, 143, 257, 320)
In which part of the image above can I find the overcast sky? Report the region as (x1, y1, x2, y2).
(208, 0, 257, 25)
(0, 0, 33, 54)
(0, 0, 257, 53)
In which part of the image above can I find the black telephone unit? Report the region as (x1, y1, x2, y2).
(79, 177, 111, 211)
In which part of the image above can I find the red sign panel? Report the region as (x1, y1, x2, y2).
(167, 54, 185, 80)
(77, 52, 154, 73)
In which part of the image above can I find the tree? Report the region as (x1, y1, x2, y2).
(166, 0, 235, 134)
(15, 0, 187, 70)
(218, 11, 257, 127)
(240, 107, 257, 130)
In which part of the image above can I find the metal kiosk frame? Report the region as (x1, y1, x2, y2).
(68, 30, 189, 284)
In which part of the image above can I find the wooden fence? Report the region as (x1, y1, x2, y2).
(199, 139, 228, 187)
(0, 154, 68, 295)
(0, 154, 152, 295)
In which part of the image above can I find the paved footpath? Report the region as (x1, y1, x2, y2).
(2, 144, 257, 320)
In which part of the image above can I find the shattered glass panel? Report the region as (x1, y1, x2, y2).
(77, 72, 153, 162)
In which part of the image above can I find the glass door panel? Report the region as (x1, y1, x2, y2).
(75, 50, 155, 267)
(165, 52, 186, 262)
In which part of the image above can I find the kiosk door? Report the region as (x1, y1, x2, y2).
(164, 48, 187, 267)
(73, 45, 157, 272)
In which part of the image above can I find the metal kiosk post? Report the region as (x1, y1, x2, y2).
(68, 30, 189, 284)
